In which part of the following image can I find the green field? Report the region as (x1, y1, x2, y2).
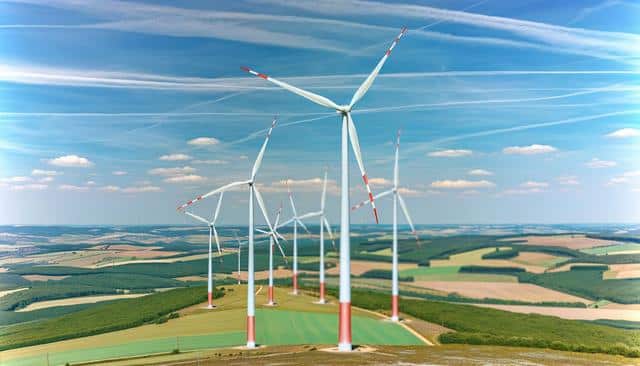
(2, 302, 421, 366)
(581, 243, 640, 255)
(345, 288, 640, 358)
(399, 265, 517, 282)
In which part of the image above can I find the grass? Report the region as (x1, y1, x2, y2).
(2, 287, 421, 366)
(581, 243, 640, 255)
(399, 266, 518, 282)
(0, 286, 215, 350)
(346, 288, 640, 358)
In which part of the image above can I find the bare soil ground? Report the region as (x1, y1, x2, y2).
(15, 294, 149, 312)
(21, 274, 69, 281)
(0, 287, 28, 298)
(473, 303, 640, 322)
(606, 264, 640, 279)
(499, 234, 617, 250)
(92, 344, 637, 366)
(325, 260, 418, 276)
(413, 281, 590, 303)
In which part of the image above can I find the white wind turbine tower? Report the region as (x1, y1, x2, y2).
(281, 170, 335, 303)
(277, 181, 315, 295)
(242, 27, 407, 351)
(352, 130, 418, 322)
(256, 203, 288, 305)
(182, 193, 224, 309)
(178, 118, 280, 349)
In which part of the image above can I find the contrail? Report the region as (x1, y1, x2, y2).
(401, 109, 640, 157)
(354, 82, 629, 114)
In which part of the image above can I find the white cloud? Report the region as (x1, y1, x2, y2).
(58, 184, 89, 192)
(31, 169, 60, 176)
(397, 187, 423, 196)
(9, 183, 48, 191)
(503, 144, 557, 155)
(188, 137, 220, 146)
(0, 176, 32, 183)
(164, 174, 206, 183)
(521, 181, 549, 188)
(502, 188, 545, 195)
(428, 149, 472, 157)
(99, 185, 121, 192)
(192, 159, 228, 165)
(148, 166, 196, 176)
(608, 177, 628, 185)
(557, 176, 580, 186)
(624, 170, 640, 177)
(159, 153, 192, 161)
(368, 177, 392, 187)
(239, 155, 248, 160)
(48, 155, 94, 168)
(112, 171, 127, 176)
(585, 158, 617, 168)
(606, 128, 640, 139)
(430, 179, 495, 189)
(122, 185, 162, 193)
(39, 176, 55, 183)
(86, 180, 96, 186)
(468, 169, 493, 176)
(262, 177, 338, 194)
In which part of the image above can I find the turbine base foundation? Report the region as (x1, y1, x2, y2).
(319, 282, 326, 303)
(268, 286, 274, 304)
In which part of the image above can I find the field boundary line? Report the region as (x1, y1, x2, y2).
(352, 305, 433, 346)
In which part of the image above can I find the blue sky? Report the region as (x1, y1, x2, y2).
(0, 0, 639, 225)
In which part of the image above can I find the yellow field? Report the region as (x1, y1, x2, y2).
(21, 274, 69, 281)
(15, 294, 150, 312)
(325, 260, 418, 276)
(472, 303, 640, 322)
(413, 281, 591, 303)
(499, 235, 617, 250)
(0, 287, 28, 298)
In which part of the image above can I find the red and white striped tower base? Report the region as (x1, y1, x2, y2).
(391, 178, 399, 321)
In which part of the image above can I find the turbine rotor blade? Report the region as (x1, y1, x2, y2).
(323, 217, 337, 251)
(298, 211, 322, 220)
(251, 118, 277, 181)
(347, 114, 379, 223)
(297, 219, 311, 234)
(349, 27, 407, 109)
(351, 189, 393, 211)
(213, 191, 224, 224)
(398, 193, 420, 245)
(321, 168, 328, 211)
(277, 217, 295, 229)
(287, 181, 299, 218)
(184, 211, 209, 225)
(241, 66, 341, 110)
(177, 180, 249, 211)
(212, 226, 222, 255)
(394, 130, 401, 189)
(253, 186, 279, 246)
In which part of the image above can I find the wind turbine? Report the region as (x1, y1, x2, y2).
(352, 130, 418, 322)
(182, 193, 224, 309)
(282, 170, 335, 303)
(277, 182, 315, 295)
(178, 118, 279, 349)
(242, 27, 407, 351)
(256, 203, 288, 305)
